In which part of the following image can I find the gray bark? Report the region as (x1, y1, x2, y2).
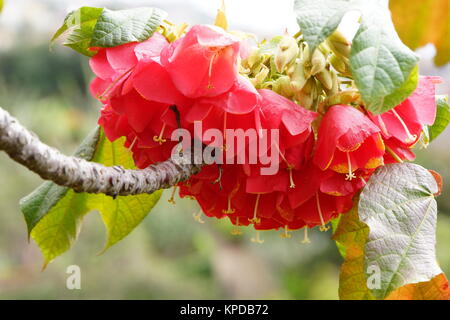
(0, 107, 202, 196)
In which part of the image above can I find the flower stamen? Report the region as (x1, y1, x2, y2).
(249, 194, 262, 224)
(392, 109, 417, 144)
(168, 186, 177, 204)
(316, 192, 330, 232)
(251, 231, 265, 244)
(280, 225, 292, 239)
(153, 123, 167, 144)
(231, 217, 243, 235)
(274, 142, 296, 188)
(127, 136, 138, 152)
(207, 51, 219, 89)
(98, 67, 134, 101)
(301, 227, 311, 244)
(193, 210, 205, 224)
(345, 152, 356, 181)
(222, 195, 236, 214)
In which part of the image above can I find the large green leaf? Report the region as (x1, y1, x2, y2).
(294, 0, 419, 114)
(358, 163, 441, 299)
(91, 7, 167, 48)
(20, 127, 162, 266)
(429, 95, 450, 142)
(51, 7, 104, 57)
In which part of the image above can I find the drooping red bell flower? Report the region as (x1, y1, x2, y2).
(314, 105, 385, 181)
(89, 32, 169, 101)
(369, 76, 440, 146)
(161, 24, 241, 98)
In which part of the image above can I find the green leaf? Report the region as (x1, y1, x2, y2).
(294, 0, 356, 53)
(358, 163, 441, 299)
(0, 0, 4, 13)
(20, 128, 162, 266)
(51, 7, 104, 57)
(333, 204, 376, 300)
(350, 1, 419, 114)
(91, 7, 167, 48)
(293, 0, 419, 114)
(429, 95, 450, 142)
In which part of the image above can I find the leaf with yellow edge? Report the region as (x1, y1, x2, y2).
(390, 0, 450, 66)
(386, 273, 450, 300)
(20, 127, 162, 266)
(333, 204, 376, 300)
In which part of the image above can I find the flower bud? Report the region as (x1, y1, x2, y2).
(310, 49, 327, 76)
(329, 54, 350, 75)
(251, 65, 270, 87)
(289, 59, 310, 91)
(329, 71, 340, 95)
(274, 36, 299, 73)
(295, 90, 314, 110)
(273, 75, 295, 98)
(315, 67, 333, 90)
(327, 30, 351, 58)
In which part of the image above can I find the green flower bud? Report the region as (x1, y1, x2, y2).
(326, 70, 340, 95)
(295, 90, 314, 110)
(251, 65, 270, 87)
(310, 49, 327, 76)
(274, 36, 299, 73)
(315, 68, 333, 91)
(273, 75, 295, 98)
(289, 59, 310, 91)
(329, 54, 350, 75)
(327, 30, 351, 58)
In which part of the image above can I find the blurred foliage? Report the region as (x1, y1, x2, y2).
(391, 0, 450, 66)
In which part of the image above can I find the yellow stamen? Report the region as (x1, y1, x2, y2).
(213, 166, 223, 189)
(98, 68, 134, 101)
(345, 152, 356, 181)
(127, 136, 138, 152)
(386, 145, 404, 163)
(153, 123, 167, 144)
(187, 195, 196, 200)
(231, 217, 243, 235)
(360, 176, 367, 185)
(287, 165, 296, 188)
(193, 210, 205, 224)
(316, 192, 330, 232)
(392, 109, 417, 144)
(222, 195, 236, 214)
(207, 51, 219, 89)
(168, 186, 177, 204)
(222, 112, 228, 151)
(274, 142, 296, 188)
(249, 194, 262, 224)
(280, 225, 292, 239)
(251, 231, 264, 244)
(301, 228, 311, 244)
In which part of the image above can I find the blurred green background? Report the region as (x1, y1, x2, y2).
(0, 0, 449, 300)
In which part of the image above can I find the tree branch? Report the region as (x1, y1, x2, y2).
(0, 107, 202, 196)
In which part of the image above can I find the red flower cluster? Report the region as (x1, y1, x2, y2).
(90, 25, 439, 234)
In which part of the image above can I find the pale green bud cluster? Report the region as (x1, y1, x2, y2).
(240, 30, 354, 111)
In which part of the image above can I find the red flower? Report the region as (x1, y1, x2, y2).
(370, 76, 440, 146)
(90, 32, 169, 101)
(314, 105, 385, 180)
(161, 25, 241, 98)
